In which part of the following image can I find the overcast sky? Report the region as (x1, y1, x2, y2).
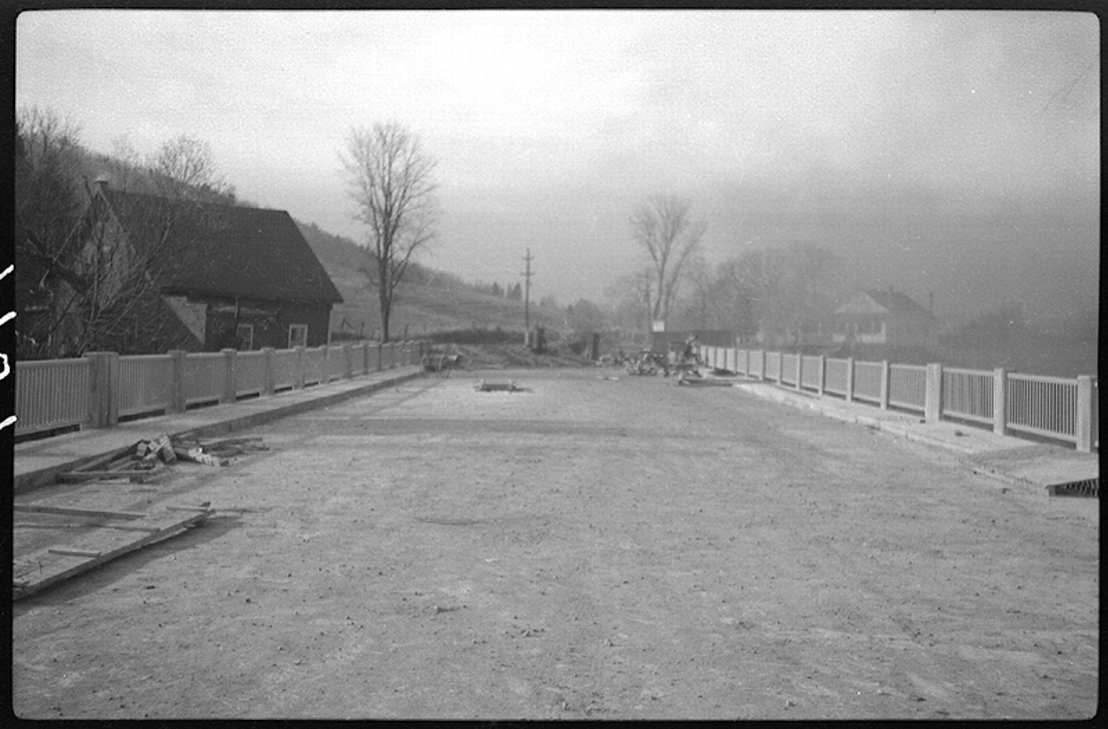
(16, 10, 1100, 317)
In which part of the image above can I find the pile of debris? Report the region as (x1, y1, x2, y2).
(476, 379, 521, 392)
(57, 434, 268, 484)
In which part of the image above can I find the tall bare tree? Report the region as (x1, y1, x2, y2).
(630, 195, 706, 328)
(152, 133, 235, 203)
(603, 269, 655, 345)
(340, 122, 438, 342)
(15, 106, 89, 358)
(731, 242, 841, 346)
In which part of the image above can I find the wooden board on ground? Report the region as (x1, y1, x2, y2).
(678, 377, 737, 387)
(13, 504, 148, 520)
(12, 508, 213, 600)
(56, 451, 167, 484)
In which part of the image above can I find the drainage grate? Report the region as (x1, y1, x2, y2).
(1046, 478, 1099, 498)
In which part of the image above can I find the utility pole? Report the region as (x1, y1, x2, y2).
(522, 249, 534, 345)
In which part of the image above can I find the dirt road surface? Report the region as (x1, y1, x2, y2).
(12, 369, 1098, 720)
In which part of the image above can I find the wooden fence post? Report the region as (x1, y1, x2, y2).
(794, 352, 802, 391)
(262, 348, 275, 396)
(845, 358, 854, 403)
(169, 349, 187, 413)
(879, 360, 890, 410)
(993, 368, 1007, 436)
(377, 341, 383, 372)
(295, 346, 305, 390)
(1075, 375, 1093, 452)
(817, 355, 826, 397)
(925, 363, 942, 422)
(84, 352, 119, 428)
(343, 343, 352, 379)
(221, 348, 237, 404)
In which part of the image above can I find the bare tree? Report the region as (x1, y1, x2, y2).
(603, 269, 655, 345)
(151, 133, 235, 203)
(630, 195, 706, 328)
(15, 109, 221, 358)
(340, 122, 438, 342)
(730, 243, 841, 346)
(15, 106, 89, 358)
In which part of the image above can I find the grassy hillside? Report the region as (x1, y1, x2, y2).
(297, 221, 565, 340)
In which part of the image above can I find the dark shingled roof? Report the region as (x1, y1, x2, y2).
(100, 189, 343, 305)
(861, 289, 931, 317)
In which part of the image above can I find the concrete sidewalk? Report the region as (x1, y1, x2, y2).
(14, 366, 423, 494)
(729, 379, 1099, 496)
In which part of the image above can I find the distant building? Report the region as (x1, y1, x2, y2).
(77, 182, 343, 353)
(830, 288, 938, 349)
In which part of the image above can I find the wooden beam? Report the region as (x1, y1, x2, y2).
(100, 524, 161, 533)
(13, 504, 148, 520)
(48, 548, 102, 558)
(56, 462, 166, 483)
(13, 510, 211, 600)
(69, 447, 135, 473)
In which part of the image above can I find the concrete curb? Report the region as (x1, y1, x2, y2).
(172, 370, 423, 443)
(731, 381, 1098, 494)
(734, 382, 1004, 456)
(14, 370, 423, 495)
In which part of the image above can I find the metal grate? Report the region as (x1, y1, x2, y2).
(1047, 478, 1099, 498)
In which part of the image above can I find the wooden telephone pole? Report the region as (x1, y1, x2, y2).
(522, 249, 534, 345)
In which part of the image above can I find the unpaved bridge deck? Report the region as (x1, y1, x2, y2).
(13, 369, 1098, 720)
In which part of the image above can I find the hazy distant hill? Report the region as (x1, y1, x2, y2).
(295, 221, 565, 339)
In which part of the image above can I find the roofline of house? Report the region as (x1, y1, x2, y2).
(160, 286, 343, 306)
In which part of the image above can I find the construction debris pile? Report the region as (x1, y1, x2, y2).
(58, 434, 268, 484)
(476, 379, 522, 392)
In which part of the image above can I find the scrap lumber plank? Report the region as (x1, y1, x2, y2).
(100, 523, 161, 533)
(57, 470, 136, 483)
(48, 547, 102, 558)
(69, 447, 137, 474)
(57, 462, 168, 483)
(12, 509, 212, 600)
(13, 504, 148, 520)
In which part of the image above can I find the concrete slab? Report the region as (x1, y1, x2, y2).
(964, 445, 1100, 489)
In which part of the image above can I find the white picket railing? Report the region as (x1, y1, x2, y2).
(14, 359, 91, 436)
(15, 340, 1095, 452)
(301, 346, 326, 386)
(183, 352, 226, 406)
(1006, 373, 1077, 441)
(888, 364, 927, 413)
(702, 346, 1095, 451)
(235, 351, 268, 398)
(272, 349, 300, 392)
(327, 345, 347, 382)
(800, 356, 822, 391)
(942, 367, 994, 425)
(14, 340, 423, 440)
(824, 358, 850, 397)
(119, 354, 174, 417)
(852, 361, 884, 404)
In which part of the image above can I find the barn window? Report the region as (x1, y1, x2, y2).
(288, 324, 308, 349)
(236, 324, 254, 351)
